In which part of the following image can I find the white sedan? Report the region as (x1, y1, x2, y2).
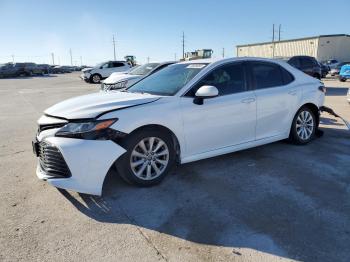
(33, 57, 325, 195)
(101, 62, 174, 91)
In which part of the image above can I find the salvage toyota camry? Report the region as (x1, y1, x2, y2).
(33, 58, 325, 195)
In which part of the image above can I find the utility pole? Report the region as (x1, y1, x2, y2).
(182, 31, 185, 59)
(278, 24, 281, 41)
(222, 48, 225, 58)
(174, 53, 177, 61)
(112, 35, 116, 60)
(11, 54, 14, 63)
(69, 49, 73, 66)
(147, 57, 150, 63)
(51, 53, 55, 65)
(272, 24, 275, 58)
(80, 56, 82, 66)
(58, 56, 60, 65)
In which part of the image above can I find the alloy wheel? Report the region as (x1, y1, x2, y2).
(296, 110, 314, 140)
(92, 75, 100, 83)
(130, 137, 169, 180)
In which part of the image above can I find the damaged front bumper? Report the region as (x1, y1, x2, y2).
(34, 135, 126, 196)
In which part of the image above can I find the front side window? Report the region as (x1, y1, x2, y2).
(187, 63, 246, 97)
(101, 63, 109, 69)
(250, 62, 284, 89)
(128, 63, 207, 96)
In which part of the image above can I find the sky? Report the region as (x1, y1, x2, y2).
(0, 0, 349, 66)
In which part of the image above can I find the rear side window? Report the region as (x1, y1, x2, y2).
(111, 62, 125, 68)
(281, 67, 294, 85)
(250, 62, 284, 89)
(300, 57, 315, 68)
(288, 57, 300, 68)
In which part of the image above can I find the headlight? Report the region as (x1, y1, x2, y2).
(55, 119, 121, 140)
(103, 80, 128, 91)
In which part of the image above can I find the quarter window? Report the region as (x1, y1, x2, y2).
(250, 62, 284, 89)
(187, 63, 246, 96)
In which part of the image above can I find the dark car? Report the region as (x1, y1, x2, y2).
(286, 56, 322, 79)
(21, 63, 44, 76)
(37, 64, 51, 74)
(0, 63, 27, 77)
(320, 63, 330, 78)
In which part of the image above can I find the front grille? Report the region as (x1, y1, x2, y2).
(39, 141, 71, 178)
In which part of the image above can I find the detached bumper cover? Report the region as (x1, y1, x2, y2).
(36, 137, 126, 195)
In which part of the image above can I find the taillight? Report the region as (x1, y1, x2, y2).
(318, 86, 326, 93)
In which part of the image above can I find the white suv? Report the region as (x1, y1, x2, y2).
(81, 61, 131, 83)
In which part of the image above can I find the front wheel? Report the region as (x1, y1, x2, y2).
(339, 77, 346, 82)
(289, 107, 316, 145)
(90, 74, 101, 84)
(116, 129, 176, 186)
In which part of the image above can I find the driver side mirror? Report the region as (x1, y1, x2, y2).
(193, 85, 218, 105)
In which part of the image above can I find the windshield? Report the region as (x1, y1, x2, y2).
(127, 63, 207, 96)
(129, 63, 159, 75)
(95, 62, 106, 68)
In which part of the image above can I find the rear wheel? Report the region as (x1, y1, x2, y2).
(289, 107, 316, 145)
(116, 129, 176, 186)
(339, 77, 346, 82)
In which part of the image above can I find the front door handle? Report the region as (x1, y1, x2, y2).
(241, 97, 256, 104)
(288, 90, 297, 95)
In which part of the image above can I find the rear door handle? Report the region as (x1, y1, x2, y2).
(288, 90, 297, 95)
(241, 98, 256, 104)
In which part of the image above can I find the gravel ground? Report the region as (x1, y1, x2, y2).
(0, 72, 349, 262)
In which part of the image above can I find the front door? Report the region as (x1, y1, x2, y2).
(180, 62, 256, 157)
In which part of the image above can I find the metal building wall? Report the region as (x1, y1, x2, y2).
(237, 37, 319, 58)
(317, 36, 350, 61)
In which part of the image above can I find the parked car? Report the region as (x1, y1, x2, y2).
(339, 63, 350, 82)
(330, 62, 350, 76)
(81, 61, 131, 84)
(347, 88, 350, 103)
(22, 63, 44, 76)
(323, 59, 340, 70)
(320, 63, 330, 78)
(286, 56, 322, 79)
(101, 62, 175, 91)
(32, 57, 325, 195)
(0, 63, 24, 77)
(37, 64, 51, 74)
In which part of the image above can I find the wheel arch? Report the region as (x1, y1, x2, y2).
(290, 102, 320, 133)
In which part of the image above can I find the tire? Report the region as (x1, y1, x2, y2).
(289, 107, 316, 145)
(313, 73, 321, 80)
(90, 74, 101, 84)
(339, 78, 346, 82)
(116, 128, 176, 186)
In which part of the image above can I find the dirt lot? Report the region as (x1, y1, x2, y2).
(0, 72, 349, 262)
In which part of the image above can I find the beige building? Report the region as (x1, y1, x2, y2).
(236, 34, 350, 62)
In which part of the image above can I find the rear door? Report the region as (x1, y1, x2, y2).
(108, 62, 129, 76)
(248, 61, 299, 140)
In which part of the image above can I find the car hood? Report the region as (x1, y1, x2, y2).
(82, 67, 93, 72)
(103, 73, 141, 84)
(45, 91, 161, 119)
